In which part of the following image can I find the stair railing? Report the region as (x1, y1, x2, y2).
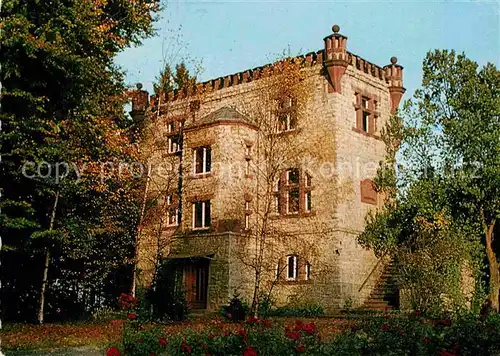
(358, 251, 389, 293)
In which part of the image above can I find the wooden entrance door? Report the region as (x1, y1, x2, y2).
(182, 259, 209, 309)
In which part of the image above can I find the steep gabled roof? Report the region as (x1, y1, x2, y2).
(185, 106, 257, 131)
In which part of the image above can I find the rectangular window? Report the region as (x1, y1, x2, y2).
(167, 122, 175, 133)
(168, 136, 181, 153)
(305, 191, 312, 212)
(194, 147, 211, 174)
(305, 262, 311, 281)
(166, 194, 178, 226)
(193, 200, 211, 229)
(245, 201, 250, 211)
(245, 145, 251, 156)
(287, 188, 299, 214)
(362, 97, 369, 109)
(245, 215, 250, 230)
(362, 111, 370, 133)
(245, 160, 250, 175)
(305, 173, 312, 187)
(287, 255, 297, 280)
(286, 169, 299, 185)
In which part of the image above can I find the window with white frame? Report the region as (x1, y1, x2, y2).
(193, 147, 211, 174)
(286, 255, 298, 280)
(166, 194, 178, 226)
(273, 178, 281, 214)
(168, 135, 181, 153)
(193, 200, 211, 229)
(305, 262, 311, 281)
(167, 122, 175, 133)
(305, 191, 312, 212)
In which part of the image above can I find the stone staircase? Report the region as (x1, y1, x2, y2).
(360, 261, 399, 310)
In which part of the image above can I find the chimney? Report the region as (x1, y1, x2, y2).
(383, 57, 406, 113)
(323, 24, 349, 93)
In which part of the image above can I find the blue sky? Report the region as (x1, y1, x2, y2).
(116, 1, 499, 99)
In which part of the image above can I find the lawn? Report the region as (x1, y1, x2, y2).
(0, 316, 354, 353)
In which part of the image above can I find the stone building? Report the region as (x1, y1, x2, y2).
(131, 25, 405, 312)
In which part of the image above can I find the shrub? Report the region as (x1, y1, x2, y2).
(146, 260, 189, 321)
(116, 312, 500, 356)
(266, 302, 325, 317)
(220, 294, 250, 322)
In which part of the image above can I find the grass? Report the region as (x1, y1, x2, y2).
(1, 320, 125, 352)
(1, 315, 358, 352)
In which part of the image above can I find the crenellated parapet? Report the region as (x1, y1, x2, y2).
(148, 25, 404, 107)
(383, 57, 406, 113)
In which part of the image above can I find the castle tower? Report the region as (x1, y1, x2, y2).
(384, 57, 406, 113)
(323, 24, 349, 93)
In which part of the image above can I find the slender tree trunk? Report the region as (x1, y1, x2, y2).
(485, 220, 499, 311)
(38, 191, 60, 324)
(131, 163, 152, 297)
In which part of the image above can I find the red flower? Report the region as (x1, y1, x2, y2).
(227, 313, 232, 319)
(440, 350, 456, 356)
(237, 328, 248, 342)
(295, 320, 304, 328)
(127, 313, 137, 320)
(301, 323, 316, 335)
(243, 345, 257, 356)
(106, 347, 121, 356)
(296, 346, 306, 353)
(262, 319, 271, 328)
(208, 333, 216, 339)
(181, 340, 192, 354)
(381, 323, 389, 330)
(286, 331, 301, 341)
(158, 337, 167, 346)
(424, 337, 430, 344)
(247, 317, 259, 324)
(399, 329, 405, 335)
(149, 353, 156, 356)
(436, 319, 451, 327)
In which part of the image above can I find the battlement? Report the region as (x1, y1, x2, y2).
(143, 25, 404, 112)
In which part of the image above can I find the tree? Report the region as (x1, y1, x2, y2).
(1, 0, 159, 322)
(359, 50, 499, 312)
(131, 62, 202, 298)
(232, 58, 341, 316)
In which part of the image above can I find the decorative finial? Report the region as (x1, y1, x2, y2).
(332, 24, 340, 34)
(390, 57, 398, 65)
(136, 83, 143, 90)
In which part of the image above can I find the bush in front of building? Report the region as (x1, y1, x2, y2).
(111, 312, 500, 356)
(146, 261, 189, 322)
(219, 294, 250, 322)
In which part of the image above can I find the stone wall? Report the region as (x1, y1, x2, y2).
(136, 25, 404, 312)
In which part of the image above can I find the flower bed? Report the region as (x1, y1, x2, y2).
(110, 313, 500, 356)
